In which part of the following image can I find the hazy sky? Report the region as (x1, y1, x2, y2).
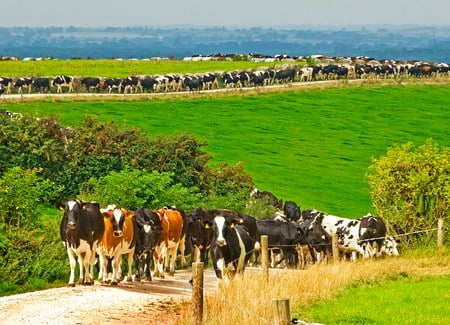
(2, 0, 449, 27)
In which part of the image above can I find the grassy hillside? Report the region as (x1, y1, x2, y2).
(4, 83, 449, 217)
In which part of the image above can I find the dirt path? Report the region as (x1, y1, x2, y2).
(0, 269, 218, 325)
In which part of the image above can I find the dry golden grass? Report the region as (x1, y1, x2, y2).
(175, 252, 449, 324)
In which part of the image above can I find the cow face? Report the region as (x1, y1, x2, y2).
(137, 218, 163, 252)
(64, 199, 83, 230)
(103, 208, 134, 237)
(211, 215, 238, 247)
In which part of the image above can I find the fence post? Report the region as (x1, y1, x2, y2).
(437, 218, 444, 252)
(261, 235, 269, 278)
(332, 233, 340, 262)
(272, 298, 291, 325)
(192, 262, 204, 325)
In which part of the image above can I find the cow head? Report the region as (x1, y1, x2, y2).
(381, 236, 399, 256)
(103, 208, 135, 237)
(284, 201, 300, 222)
(136, 210, 163, 252)
(299, 213, 331, 246)
(61, 199, 85, 231)
(206, 211, 240, 248)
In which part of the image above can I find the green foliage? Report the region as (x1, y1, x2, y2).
(145, 133, 212, 190)
(0, 114, 68, 178)
(0, 167, 62, 228)
(0, 227, 66, 296)
(80, 168, 203, 211)
(243, 198, 279, 219)
(367, 139, 449, 243)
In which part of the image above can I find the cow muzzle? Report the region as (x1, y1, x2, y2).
(113, 230, 123, 237)
(67, 222, 76, 230)
(216, 239, 226, 247)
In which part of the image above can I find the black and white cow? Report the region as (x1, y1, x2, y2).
(183, 75, 203, 92)
(185, 207, 215, 265)
(103, 78, 122, 94)
(206, 210, 254, 279)
(303, 210, 389, 261)
(81, 77, 101, 92)
(249, 188, 283, 210)
(297, 213, 332, 265)
(251, 73, 266, 87)
(0, 85, 5, 96)
(59, 199, 105, 286)
(122, 76, 141, 94)
(0, 77, 13, 94)
(222, 72, 242, 88)
(358, 214, 387, 257)
(33, 77, 50, 93)
(133, 208, 163, 281)
(14, 77, 33, 94)
(274, 68, 296, 83)
(202, 73, 219, 90)
(52, 75, 74, 93)
(380, 236, 399, 257)
(140, 76, 158, 93)
(256, 218, 304, 268)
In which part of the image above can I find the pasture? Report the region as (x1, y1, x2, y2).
(2, 82, 449, 217)
(0, 59, 270, 78)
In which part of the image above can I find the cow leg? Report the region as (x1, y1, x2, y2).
(83, 251, 93, 285)
(77, 253, 86, 285)
(67, 248, 77, 287)
(111, 256, 121, 285)
(145, 253, 152, 281)
(125, 250, 134, 282)
(178, 237, 187, 268)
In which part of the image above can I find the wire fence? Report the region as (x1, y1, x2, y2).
(191, 221, 446, 324)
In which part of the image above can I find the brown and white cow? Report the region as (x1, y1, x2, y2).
(98, 207, 138, 285)
(152, 206, 185, 278)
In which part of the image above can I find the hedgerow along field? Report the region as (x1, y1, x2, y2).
(3, 82, 450, 217)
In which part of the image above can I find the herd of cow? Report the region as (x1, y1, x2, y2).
(59, 195, 399, 286)
(1, 59, 449, 96)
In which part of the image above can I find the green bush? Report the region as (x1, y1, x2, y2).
(367, 139, 449, 246)
(80, 168, 203, 210)
(0, 167, 62, 228)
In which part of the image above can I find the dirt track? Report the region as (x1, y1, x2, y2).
(0, 269, 218, 325)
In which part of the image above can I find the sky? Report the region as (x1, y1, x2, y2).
(2, 0, 449, 27)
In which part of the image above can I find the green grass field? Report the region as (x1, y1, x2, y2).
(300, 275, 450, 324)
(4, 82, 449, 217)
(0, 59, 273, 78)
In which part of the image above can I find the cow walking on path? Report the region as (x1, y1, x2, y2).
(59, 199, 105, 286)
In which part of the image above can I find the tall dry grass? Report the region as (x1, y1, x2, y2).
(175, 253, 449, 324)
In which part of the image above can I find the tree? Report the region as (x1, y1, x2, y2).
(366, 139, 449, 244)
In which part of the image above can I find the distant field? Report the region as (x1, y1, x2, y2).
(3, 83, 449, 217)
(0, 59, 275, 78)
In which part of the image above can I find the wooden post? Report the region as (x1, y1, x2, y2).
(192, 262, 204, 325)
(437, 218, 444, 252)
(272, 298, 291, 325)
(332, 233, 340, 263)
(261, 235, 269, 278)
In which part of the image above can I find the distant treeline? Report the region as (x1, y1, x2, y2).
(0, 26, 449, 63)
